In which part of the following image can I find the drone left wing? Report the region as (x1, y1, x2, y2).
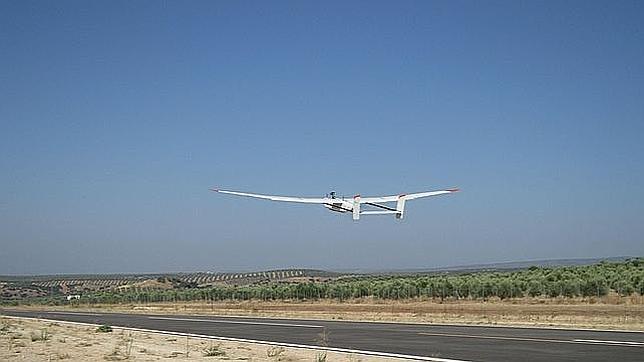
(211, 189, 330, 204)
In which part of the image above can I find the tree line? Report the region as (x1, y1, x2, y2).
(4, 258, 643, 306)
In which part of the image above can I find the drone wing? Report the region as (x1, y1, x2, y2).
(360, 188, 459, 203)
(211, 189, 331, 204)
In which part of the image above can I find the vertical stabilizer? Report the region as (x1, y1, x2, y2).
(396, 196, 406, 219)
(353, 195, 361, 221)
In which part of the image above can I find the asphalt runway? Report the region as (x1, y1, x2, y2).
(2, 309, 643, 361)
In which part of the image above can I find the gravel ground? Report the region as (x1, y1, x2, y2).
(0, 316, 404, 361)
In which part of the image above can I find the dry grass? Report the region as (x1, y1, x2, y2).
(0, 316, 401, 361)
(16, 295, 644, 331)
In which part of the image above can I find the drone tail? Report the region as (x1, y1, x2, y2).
(353, 195, 361, 221)
(396, 197, 406, 219)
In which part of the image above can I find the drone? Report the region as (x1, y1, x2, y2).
(211, 187, 458, 220)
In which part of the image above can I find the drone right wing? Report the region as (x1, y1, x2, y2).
(360, 188, 459, 203)
(359, 188, 459, 219)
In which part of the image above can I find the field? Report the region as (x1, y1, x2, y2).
(3, 259, 643, 331)
(0, 316, 401, 361)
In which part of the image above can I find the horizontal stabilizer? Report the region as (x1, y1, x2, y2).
(360, 210, 398, 215)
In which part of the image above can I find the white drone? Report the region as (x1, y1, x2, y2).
(211, 187, 459, 220)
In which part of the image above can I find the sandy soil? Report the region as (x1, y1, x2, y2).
(0, 316, 404, 361)
(17, 296, 644, 331)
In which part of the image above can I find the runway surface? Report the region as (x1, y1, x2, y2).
(2, 309, 643, 361)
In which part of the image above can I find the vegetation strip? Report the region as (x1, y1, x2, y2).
(4, 258, 641, 305)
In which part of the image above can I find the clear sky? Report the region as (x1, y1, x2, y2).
(1, 1, 643, 275)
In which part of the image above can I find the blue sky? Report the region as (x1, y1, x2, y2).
(1, 1, 643, 274)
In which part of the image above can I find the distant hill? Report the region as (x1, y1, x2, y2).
(0, 269, 337, 284)
(334, 256, 635, 275)
(0, 269, 339, 300)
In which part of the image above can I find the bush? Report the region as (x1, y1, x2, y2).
(96, 324, 112, 333)
(316, 351, 327, 362)
(30, 329, 50, 341)
(203, 343, 225, 357)
(267, 346, 285, 358)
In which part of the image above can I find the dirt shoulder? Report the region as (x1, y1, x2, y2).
(0, 316, 403, 361)
(9, 297, 644, 331)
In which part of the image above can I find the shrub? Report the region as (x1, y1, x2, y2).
(30, 329, 50, 341)
(203, 343, 225, 357)
(267, 346, 285, 358)
(96, 324, 112, 333)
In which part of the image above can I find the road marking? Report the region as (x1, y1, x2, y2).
(43, 311, 102, 316)
(3, 315, 469, 362)
(574, 339, 644, 346)
(418, 332, 644, 348)
(148, 316, 324, 328)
